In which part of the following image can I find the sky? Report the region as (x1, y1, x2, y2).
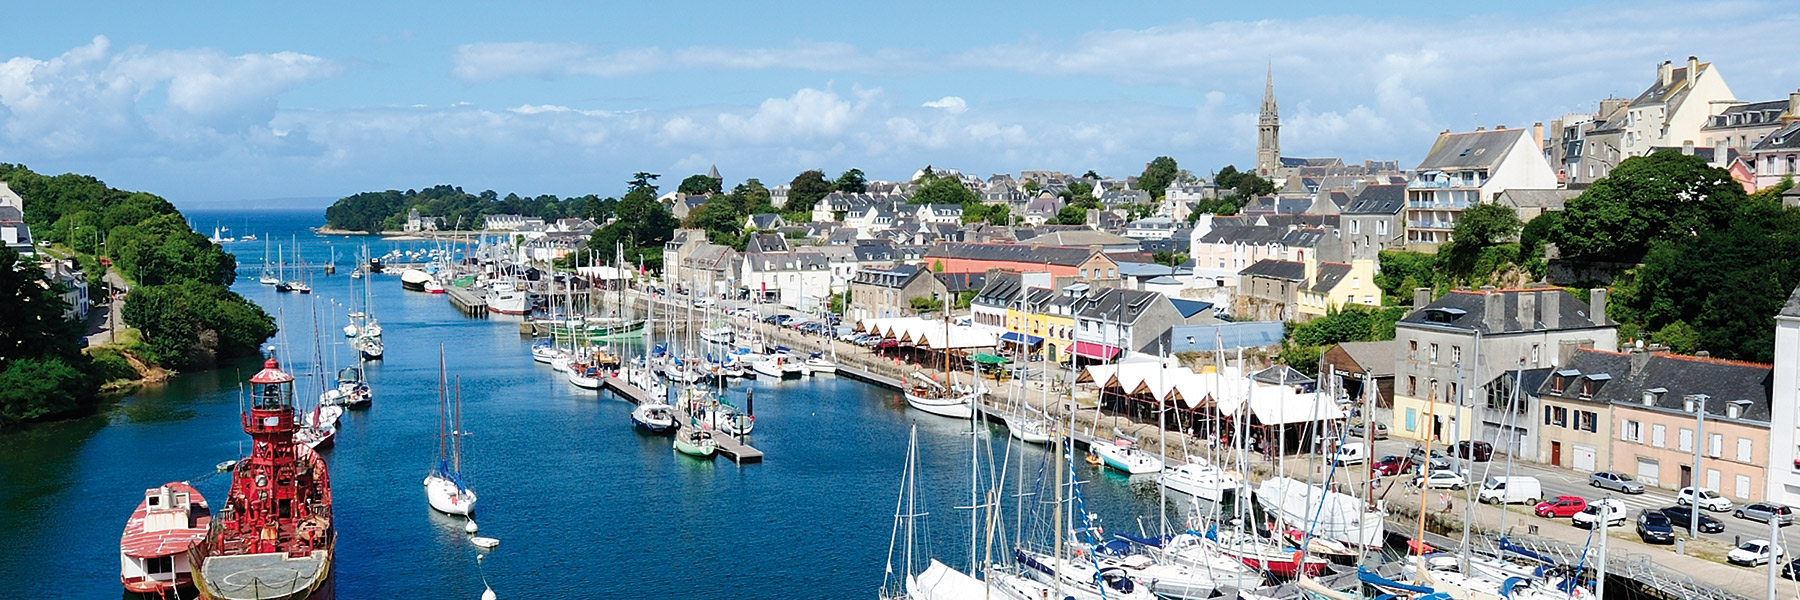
(1, 1, 1797, 207)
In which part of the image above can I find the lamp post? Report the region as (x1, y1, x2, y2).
(1684, 393, 1709, 554)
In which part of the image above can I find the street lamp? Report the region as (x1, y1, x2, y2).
(1684, 393, 1709, 554)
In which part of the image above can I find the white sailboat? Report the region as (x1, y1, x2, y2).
(904, 372, 979, 419)
(1161, 461, 1245, 504)
(424, 353, 478, 516)
(1091, 438, 1163, 475)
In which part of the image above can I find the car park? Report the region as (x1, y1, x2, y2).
(1636, 511, 1677, 544)
(1736, 502, 1795, 526)
(1729, 540, 1784, 567)
(1415, 470, 1466, 490)
(1588, 471, 1645, 494)
(1572, 498, 1627, 528)
(1534, 496, 1587, 518)
(1660, 505, 1727, 534)
(1677, 487, 1734, 512)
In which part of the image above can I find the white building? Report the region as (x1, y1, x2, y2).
(740, 250, 833, 312)
(1619, 57, 1736, 159)
(1405, 126, 1557, 246)
(1769, 284, 1800, 505)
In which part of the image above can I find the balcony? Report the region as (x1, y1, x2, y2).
(1408, 199, 1473, 210)
(1407, 221, 1454, 230)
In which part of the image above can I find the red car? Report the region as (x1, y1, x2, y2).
(1535, 496, 1588, 518)
(1371, 455, 1411, 476)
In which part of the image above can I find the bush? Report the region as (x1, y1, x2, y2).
(87, 348, 141, 382)
(0, 356, 96, 424)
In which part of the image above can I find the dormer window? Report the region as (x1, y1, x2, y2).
(1728, 400, 1751, 420)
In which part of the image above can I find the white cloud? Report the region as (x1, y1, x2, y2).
(922, 96, 967, 114)
(449, 41, 901, 82)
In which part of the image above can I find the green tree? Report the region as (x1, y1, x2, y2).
(1440, 203, 1522, 278)
(1059, 181, 1097, 209)
(1375, 250, 1439, 305)
(834, 169, 868, 193)
(1550, 150, 1744, 261)
(788, 170, 836, 212)
(676, 174, 722, 196)
(628, 172, 661, 194)
(1050, 205, 1088, 225)
(1022, 179, 1040, 194)
(911, 176, 978, 206)
(1082, 169, 1100, 179)
(1138, 156, 1179, 200)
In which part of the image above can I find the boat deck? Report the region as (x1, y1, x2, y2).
(603, 376, 763, 464)
(200, 550, 328, 600)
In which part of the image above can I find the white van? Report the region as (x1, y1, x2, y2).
(1332, 441, 1367, 466)
(1477, 475, 1543, 505)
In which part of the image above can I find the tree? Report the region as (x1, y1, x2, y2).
(1138, 156, 1179, 200)
(1059, 181, 1097, 210)
(1375, 250, 1439, 305)
(1550, 150, 1744, 261)
(910, 176, 977, 206)
(1082, 169, 1100, 179)
(788, 170, 836, 211)
(1022, 179, 1040, 194)
(834, 169, 868, 193)
(1232, 172, 1275, 197)
(628, 172, 661, 194)
(1050, 205, 1088, 225)
(1214, 165, 1244, 190)
(1440, 203, 1522, 278)
(677, 174, 722, 196)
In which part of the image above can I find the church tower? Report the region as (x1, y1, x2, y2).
(1256, 64, 1281, 178)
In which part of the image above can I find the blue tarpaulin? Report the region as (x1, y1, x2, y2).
(999, 331, 1044, 345)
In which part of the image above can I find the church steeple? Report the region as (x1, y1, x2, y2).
(1257, 62, 1281, 178)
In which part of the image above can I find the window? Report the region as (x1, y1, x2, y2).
(1407, 376, 1418, 396)
(1709, 433, 1723, 458)
(1530, 344, 1541, 365)
(1409, 340, 1418, 355)
(1377, 220, 1388, 235)
(1579, 411, 1597, 432)
(1738, 438, 1754, 462)
(1623, 420, 1642, 443)
(1679, 428, 1694, 451)
(147, 556, 174, 575)
(1450, 383, 1459, 404)
(1789, 155, 1797, 174)
(1579, 381, 1593, 399)
(1652, 424, 1666, 447)
(1080, 269, 1088, 278)
(1430, 378, 1439, 401)
(1429, 343, 1439, 364)
(1737, 475, 1753, 499)
(1350, 220, 1360, 234)
(1546, 406, 1568, 427)
(1406, 408, 1417, 431)
(1551, 376, 1565, 393)
(1451, 345, 1463, 365)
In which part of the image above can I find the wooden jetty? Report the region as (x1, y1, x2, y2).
(444, 285, 487, 317)
(601, 375, 764, 464)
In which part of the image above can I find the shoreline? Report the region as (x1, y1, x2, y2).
(315, 226, 515, 242)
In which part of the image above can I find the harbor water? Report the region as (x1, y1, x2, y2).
(0, 209, 1179, 598)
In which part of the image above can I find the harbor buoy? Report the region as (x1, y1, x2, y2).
(465, 519, 479, 534)
(482, 587, 496, 600)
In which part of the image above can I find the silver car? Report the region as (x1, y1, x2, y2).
(1736, 502, 1796, 526)
(1589, 471, 1645, 494)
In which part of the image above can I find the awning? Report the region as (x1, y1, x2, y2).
(1000, 331, 1044, 346)
(1074, 341, 1121, 360)
(972, 353, 1010, 365)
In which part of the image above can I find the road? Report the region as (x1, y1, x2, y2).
(1368, 438, 1789, 555)
(84, 270, 129, 347)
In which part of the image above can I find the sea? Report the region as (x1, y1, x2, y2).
(0, 208, 1179, 599)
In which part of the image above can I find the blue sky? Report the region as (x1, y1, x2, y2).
(2, 1, 1796, 207)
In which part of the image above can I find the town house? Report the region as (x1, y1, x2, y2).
(1606, 351, 1772, 500)
(1405, 126, 1557, 246)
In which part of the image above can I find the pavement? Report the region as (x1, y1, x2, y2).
(84, 270, 129, 348)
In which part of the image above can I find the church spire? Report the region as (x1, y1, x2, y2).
(1256, 61, 1281, 178)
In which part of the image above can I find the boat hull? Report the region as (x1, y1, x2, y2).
(904, 389, 976, 419)
(673, 438, 716, 457)
(193, 549, 332, 600)
(424, 474, 477, 516)
(1094, 444, 1163, 475)
(567, 370, 602, 389)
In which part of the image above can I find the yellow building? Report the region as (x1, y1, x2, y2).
(1294, 259, 1382, 320)
(1016, 287, 1078, 363)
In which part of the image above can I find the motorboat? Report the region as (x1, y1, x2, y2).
(119, 483, 210, 597)
(400, 269, 432, 291)
(673, 429, 716, 458)
(485, 281, 530, 315)
(1092, 438, 1163, 475)
(631, 402, 678, 434)
(1161, 461, 1246, 504)
(802, 354, 837, 374)
(751, 355, 788, 379)
(423, 278, 445, 294)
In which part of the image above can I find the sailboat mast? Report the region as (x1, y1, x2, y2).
(438, 348, 447, 463)
(453, 377, 463, 474)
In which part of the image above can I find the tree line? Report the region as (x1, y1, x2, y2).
(324, 185, 619, 234)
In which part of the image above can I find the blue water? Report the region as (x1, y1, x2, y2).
(0, 209, 1175, 599)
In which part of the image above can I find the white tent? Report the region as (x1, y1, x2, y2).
(1081, 361, 1346, 424)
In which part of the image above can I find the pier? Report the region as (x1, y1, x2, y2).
(444, 285, 487, 317)
(601, 375, 764, 464)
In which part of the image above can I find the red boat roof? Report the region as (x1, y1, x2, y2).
(249, 358, 294, 384)
(120, 482, 211, 559)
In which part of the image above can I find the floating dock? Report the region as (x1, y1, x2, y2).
(602, 376, 763, 464)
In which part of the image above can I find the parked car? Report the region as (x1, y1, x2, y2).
(1572, 498, 1627, 529)
(1407, 447, 1453, 471)
(1588, 471, 1645, 494)
(1781, 557, 1800, 579)
(1454, 440, 1493, 462)
(1736, 502, 1796, 526)
(762, 315, 782, 324)
(1637, 511, 1677, 544)
(1729, 540, 1784, 566)
(1534, 496, 1588, 518)
(1661, 505, 1727, 534)
(1372, 455, 1410, 476)
(1346, 422, 1389, 440)
(1477, 476, 1542, 505)
(1677, 487, 1734, 512)
(1415, 470, 1466, 490)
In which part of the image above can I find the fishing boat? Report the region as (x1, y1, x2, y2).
(120, 482, 211, 597)
(423, 278, 445, 294)
(904, 373, 979, 419)
(424, 355, 478, 516)
(630, 402, 678, 434)
(1092, 438, 1163, 475)
(399, 269, 432, 291)
(190, 357, 334, 600)
(673, 429, 716, 458)
(486, 282, 530, 315)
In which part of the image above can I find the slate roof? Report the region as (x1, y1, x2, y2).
(745, 251, 829, 272)
(1239, 259, 1306, 281)
(1309, 262, 1353, 293)
(971, 271, 1024, 308)
(924, 242, 1097, 267)
(1751, 122, 1800, 151)
(1494, 189, 1580, 211)
(748, 213, 784, 229)
(1780, 283, 1800, 318)
(853, 241, 899, 262)
(1631, 62, 1709, 107)
(1074, 287, 1166, 325)
(746, 233, 789, 253)
(1332, 341, 1397, 376)
(1343, 184, 1406, 215)
(1400, 288, 1607, 335)
(1417, 129, 1526, 171)
(1020, 229, 1135, 247)
(1168, 298, 1214, 318)
(1544, 348, 1773, 424)
(851, 264, 923, 289)
(936, 272, 987, 294)
(1702, 99, 1793, 132)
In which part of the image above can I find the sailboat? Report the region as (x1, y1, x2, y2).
(425, 352, 478, 516)
(273, 245, 294, 292)
(258, 238, 280, 285)
(904, 310, 981, 419)
(1091, 437, 1164, 475)
(673, 428, 716, 458)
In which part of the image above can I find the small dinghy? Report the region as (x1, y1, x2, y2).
(471, 536, 500, 549)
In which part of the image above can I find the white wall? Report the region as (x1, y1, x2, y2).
(1770, 313, 1800, 505)
(1480, 133, 1559, 203)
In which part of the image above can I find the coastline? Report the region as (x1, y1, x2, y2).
(316, 226, 508, 242)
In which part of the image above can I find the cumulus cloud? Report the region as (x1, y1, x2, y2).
(449, 41, 902, 82)
(0, 36, 337, 158)
(922, 96, 967, 114)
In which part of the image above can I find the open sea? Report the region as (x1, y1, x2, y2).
(0, 209, 1176, 599)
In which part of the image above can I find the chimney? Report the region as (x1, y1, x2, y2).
(1519, 289, 1538, 328)
(1659, 60, 1673, 88)
(1600, 98, 1628, 117)
(1789, 91, 1800, 121)
(1532, 122, 1545, 152)
(1682, 140, 1695, 155)
(1687, 56, 1699, 86)
(1414, 287, 1432, 308)
(1484, 291, 1505, 332)
(1542, 289, 1561, 329)
(1716, 140, 1731, 167)
(1474, 126, 1485, 132)
(1495, 124, 1506, 131)
(1589, 288, 1608, 326)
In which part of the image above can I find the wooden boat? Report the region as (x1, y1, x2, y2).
(120, 483, 211, 597)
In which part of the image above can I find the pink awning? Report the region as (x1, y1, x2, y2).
(1074, 341, 1121, 360)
